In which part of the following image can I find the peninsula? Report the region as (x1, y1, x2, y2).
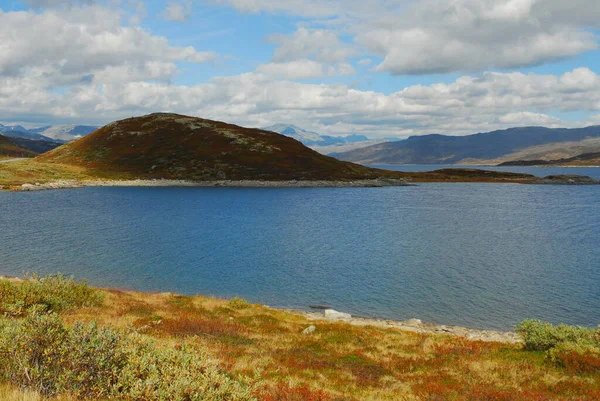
(1, 113, 599, 190)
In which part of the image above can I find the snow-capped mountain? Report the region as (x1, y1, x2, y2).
(262, 124, 371, 147)
(0, 124, 59, 142)
(31, 125, 98, 141)
(262, 124, 324, 144)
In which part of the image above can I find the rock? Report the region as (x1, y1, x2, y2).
(405, 318, 423, 326)
(302, 325, 317, 335)
(324, 309, 352, 320)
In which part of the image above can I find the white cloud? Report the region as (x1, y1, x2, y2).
(3, 65, 600, 137)
(361, 0, 598, 75)
(256, 60, 355, 80)
(162, 1, 192, 22)
(214, 0, 600, 74)
(0, 7, 215, 87)
(268, 27, 357, 64)
(22, 0, 96, 6)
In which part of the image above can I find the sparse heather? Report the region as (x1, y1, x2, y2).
(1, 275, 599, 400)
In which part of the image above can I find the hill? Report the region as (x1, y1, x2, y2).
(37, 113, 399, 181)
(500, 152, 600, 167)
(336, 126, 600, 164)
(7, 137, 63, 154)
(0, 134, 37, 158)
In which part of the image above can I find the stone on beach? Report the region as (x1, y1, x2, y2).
(324, 309, 352, 320)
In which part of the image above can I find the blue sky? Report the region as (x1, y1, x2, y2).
(0, 0, 599, 138)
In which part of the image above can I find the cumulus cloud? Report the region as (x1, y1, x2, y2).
(267, 27, 358, 64)
(361, 0, 599, 74)
(3, 64, 600, 137)
(214, 0, 600, 74)
(0, 7, 215, 87)
(162, 1, 192, 22)
(256, 60, 355, 80)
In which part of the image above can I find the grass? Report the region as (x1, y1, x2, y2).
(0, 160, 92, 189)
(1, 275, 599, 400)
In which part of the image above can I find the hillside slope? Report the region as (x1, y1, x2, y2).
(500, 152, 600, 167)
(7, 137, 63, 154)
(336, 126, 600, 164)
(37, 113, 397, 181)
(0, 134, 37, 158)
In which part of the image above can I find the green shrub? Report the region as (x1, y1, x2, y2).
(227, 297, 251, 310)
(516, 319, 600, 374)
(548, 342, 600, 374)
(0, 312, 255, 400)
(515, 319, 596, 351)
(0, 274, 103, 317)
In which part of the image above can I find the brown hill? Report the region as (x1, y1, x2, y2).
(37, 113, 399, 181)
(0, 134, 37, 158)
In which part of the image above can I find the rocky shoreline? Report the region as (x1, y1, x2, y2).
(288, 308, 521, 343)
(0, 274, 521, 343)
(8, 173, 600, 192)
(12, 178, 413, 191)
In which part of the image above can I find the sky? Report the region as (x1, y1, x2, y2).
(0, 0, 599, 138)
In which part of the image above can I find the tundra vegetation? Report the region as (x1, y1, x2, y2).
(0, 113, 567, 190)
(0, 275, 599, 401)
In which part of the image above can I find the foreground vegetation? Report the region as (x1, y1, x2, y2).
(1, 275, 599, 400)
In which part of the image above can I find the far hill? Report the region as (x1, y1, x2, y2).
(37, 113, 401, 181)
(500, 152, 600, 167)
(335, 126, 600, 165)
(0, 134, 37, 158)
(7, 137, 63, 154)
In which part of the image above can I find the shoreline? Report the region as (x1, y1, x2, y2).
(7, 174, 600, 192)
(11, 178, 413, 191)
(0, 275, 519, 343)
(285, 309, 521, 343)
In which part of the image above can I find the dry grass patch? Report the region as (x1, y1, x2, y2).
(2, 277, 600, 400)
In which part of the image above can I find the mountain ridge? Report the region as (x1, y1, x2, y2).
(336, 126, 600, 164)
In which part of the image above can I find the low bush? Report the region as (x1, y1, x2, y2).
(227, 297, 251, 310)
(0, 274, 102, 317)
(549, 342, 600, 374)
(516, 319, 600, 374)
(515, 320, 597, 352)
(0, 313, 255, 400)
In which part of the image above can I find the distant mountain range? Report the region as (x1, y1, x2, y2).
(335, 126, 600, 165)
(0, 124, 98, 143)
(262, 124, 394, 154)
(262, 123, 370, 146)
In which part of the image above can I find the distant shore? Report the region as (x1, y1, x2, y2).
(9, 178, 413, 191)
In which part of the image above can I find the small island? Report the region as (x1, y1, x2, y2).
(2, 113, 598, 190)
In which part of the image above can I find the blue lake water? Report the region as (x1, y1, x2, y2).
(1, 168, 599, 331)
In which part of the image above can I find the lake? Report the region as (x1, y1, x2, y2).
(1, 168, 599, 331)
